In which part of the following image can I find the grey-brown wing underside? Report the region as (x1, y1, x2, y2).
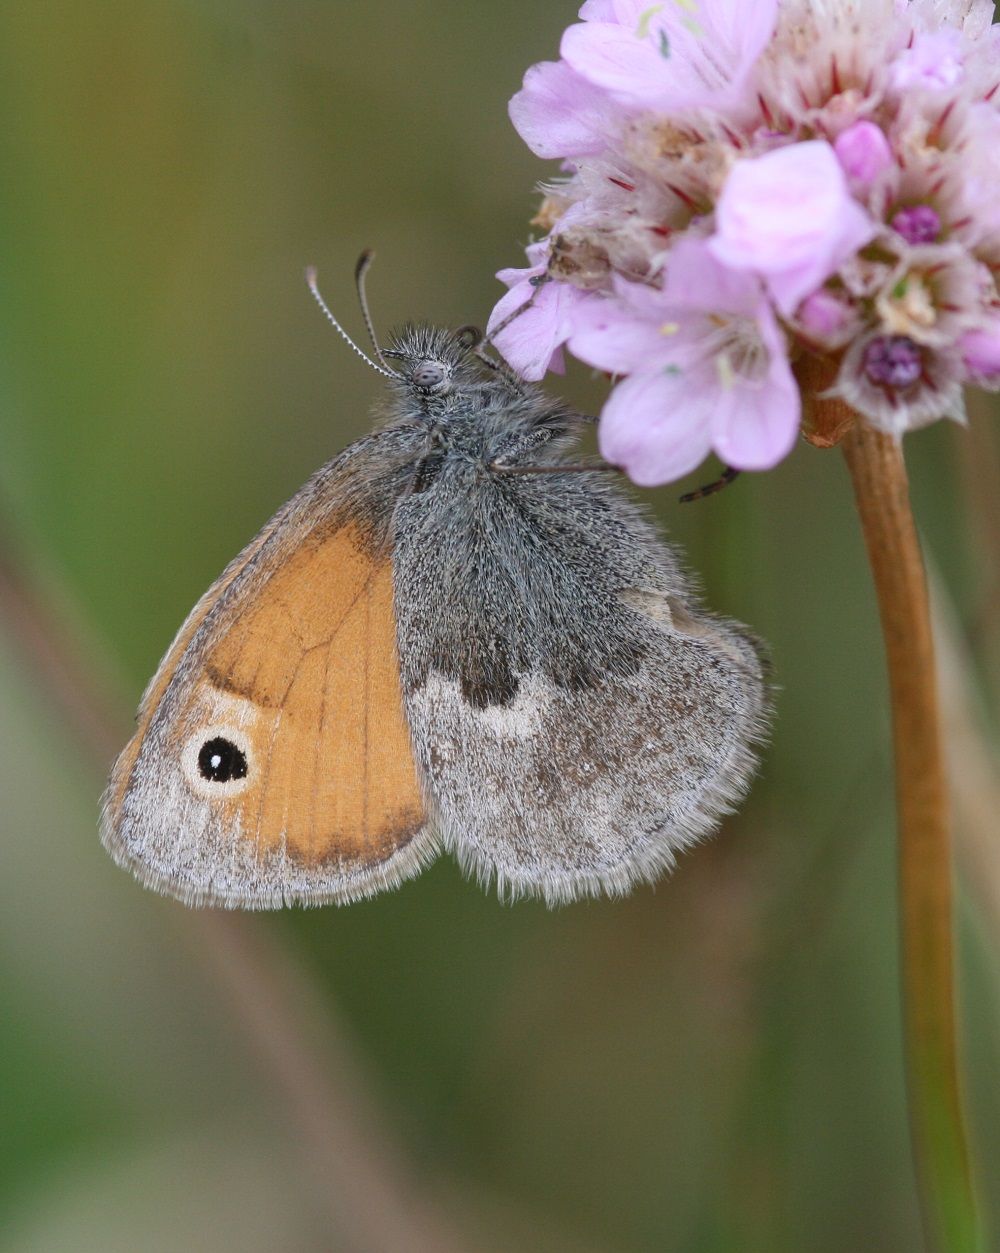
(392, 467, 768, 905)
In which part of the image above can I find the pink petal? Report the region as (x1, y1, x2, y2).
(708, 141, 877, 317)
(662, 237, 764, 317)
(692, 0, 780, 87)
(606, 0, 646, 21)
(487, 282, 557, 380)
(561, 21, 675, 108)
(567, 288, 680, 374)
(509, 60, 611, 159)
(564, 0, 777, 111)
(710, 350, 801, 469)
(495, 240, 549, 292)
(578, 0, 617, 18)
(487, 280, 593, 381)
(598, 370, 715, 485)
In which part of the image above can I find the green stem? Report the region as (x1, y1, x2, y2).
(841, 420, 981, 1252)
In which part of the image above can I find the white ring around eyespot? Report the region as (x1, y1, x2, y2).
(181, 723, 256, 800)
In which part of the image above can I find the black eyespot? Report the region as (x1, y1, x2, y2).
(412, 360, 446, 389)
(197, 737, 248, 783)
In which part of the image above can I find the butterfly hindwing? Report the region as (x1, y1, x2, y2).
(391, 466, 767, 904)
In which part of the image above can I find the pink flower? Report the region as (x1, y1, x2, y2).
(486, 243, 595, 381)
(570, 241, 800, 484)
(491, 0, 1000, 484)
(560, 0, 778, 115)
(708, 142, 877, 317)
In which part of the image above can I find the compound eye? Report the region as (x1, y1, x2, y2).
(412, 360, 447, 389)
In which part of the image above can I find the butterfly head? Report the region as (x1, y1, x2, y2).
(383, 323, 487, 401)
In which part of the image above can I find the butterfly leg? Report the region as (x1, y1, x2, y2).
(489, 418, 618, 477)
(678, 466, 741, 503)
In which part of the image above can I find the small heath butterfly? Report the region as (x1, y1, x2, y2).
(101, 258, 768, 908)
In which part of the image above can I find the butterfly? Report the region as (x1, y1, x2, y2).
(101, 260, 768, 909)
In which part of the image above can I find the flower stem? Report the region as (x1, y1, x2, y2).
(841, 419, 981, 1252)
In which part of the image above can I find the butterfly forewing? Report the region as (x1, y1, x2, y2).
(102, 490, 434, 908)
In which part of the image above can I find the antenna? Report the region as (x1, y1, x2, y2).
(305, 266, 399, 379)
(354, 250, 398, 375)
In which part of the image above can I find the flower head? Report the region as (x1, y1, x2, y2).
(492, 0, 1000, 484)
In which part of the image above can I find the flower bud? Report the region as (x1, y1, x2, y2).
(834, 121, 894, 186)
(960, 323, 1000, 380)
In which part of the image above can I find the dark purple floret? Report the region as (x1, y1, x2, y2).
(864, 335, 923, 388)
(891, 204, 941, 245)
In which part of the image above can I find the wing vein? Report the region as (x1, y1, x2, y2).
(310, 638, 334, 860)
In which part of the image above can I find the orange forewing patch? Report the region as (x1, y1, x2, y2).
(113, 522, 426, 870)
(205, 524, 425, 865)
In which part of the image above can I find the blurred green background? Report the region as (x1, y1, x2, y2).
(1, 2, 999, 1250)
